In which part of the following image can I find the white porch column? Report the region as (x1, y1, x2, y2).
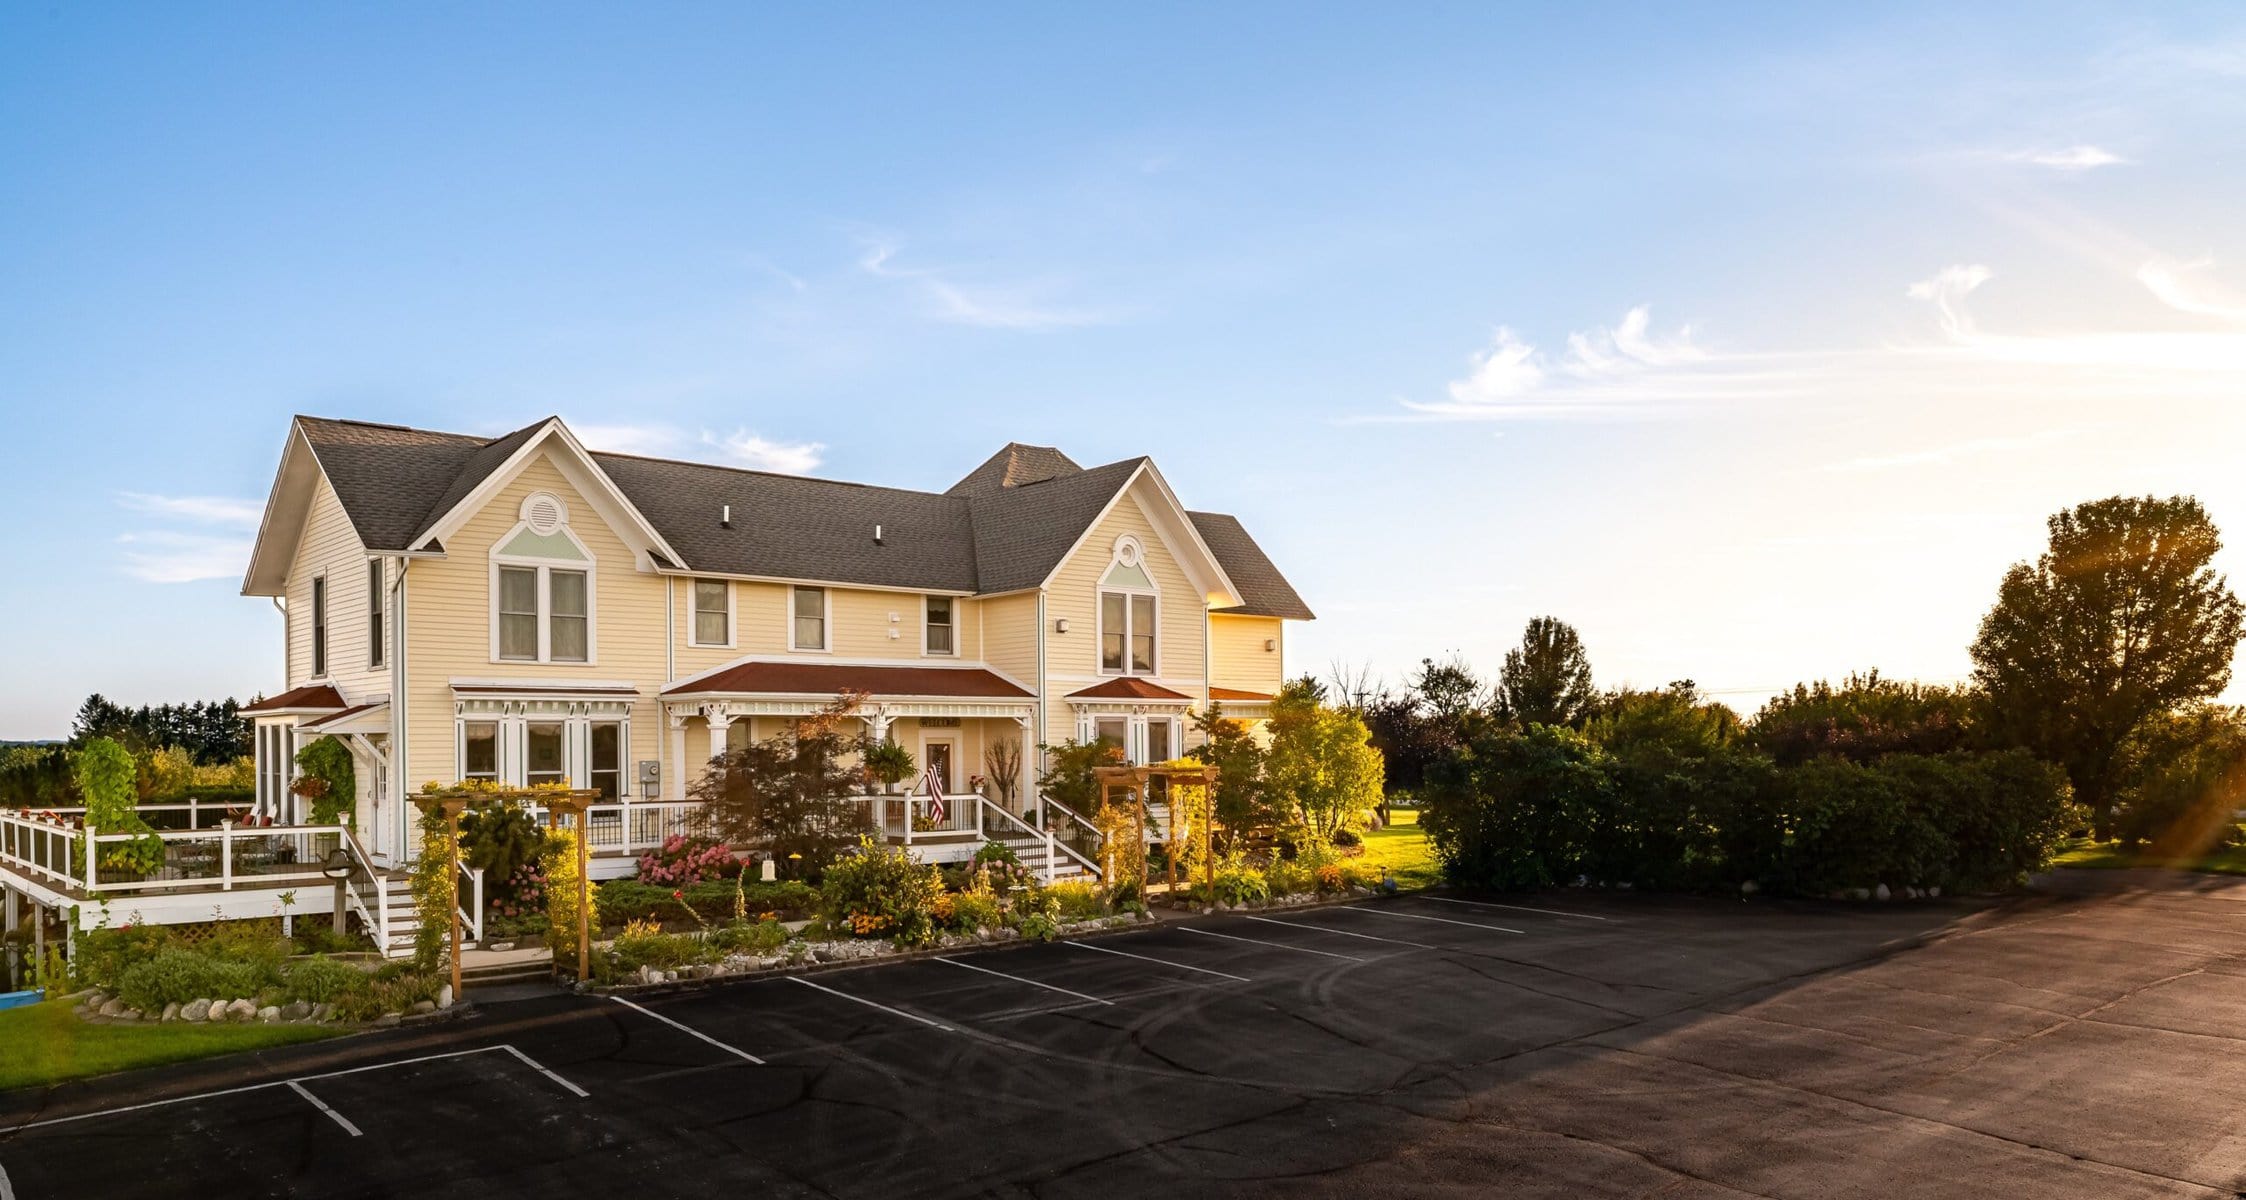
(706, 708, 734, 758)
(1016, 715, 1036, 814)
(668, 710, 690, 804)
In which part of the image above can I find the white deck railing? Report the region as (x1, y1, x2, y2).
(0, 810, 352, 896)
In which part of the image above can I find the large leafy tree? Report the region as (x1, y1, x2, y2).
(1499, 617, 1597, 728)
(692, 693, 875, 878)
(1746, 671, 1972, 766)
(1971, 495, 2245, 837)
(1264, 681, 1386, 841)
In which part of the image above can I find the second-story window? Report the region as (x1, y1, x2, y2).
(792, 586, 827, 650)
(492, 491, 596, 664)
(368, 560, 385, 668)
(925, 596, 954, 655)
(1097, 536, 1157, 675)
(311, 574, 328, 677)
(692, 579, 730, 646)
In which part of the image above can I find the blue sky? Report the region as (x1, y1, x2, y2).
(6, 3, 2246, 738)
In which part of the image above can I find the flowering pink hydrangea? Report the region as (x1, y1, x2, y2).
(636, 834, 737, 885)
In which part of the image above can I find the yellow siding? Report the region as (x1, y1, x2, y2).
(1209, 615, 1284, 696)
(673, 579, 984, 674)
(287, 475, 386, 697)
(401, 452, 667, 788)
(979, 592, 1040, 686)
(1041, 491, 1207, 745)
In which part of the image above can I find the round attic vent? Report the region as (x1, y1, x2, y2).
(521, 491, 569, 535)
(1114, 536, 1142, 567)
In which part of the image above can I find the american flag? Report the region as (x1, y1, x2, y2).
(921, 764, 947, 823)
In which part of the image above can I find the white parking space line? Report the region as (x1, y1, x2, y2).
(285, 1081, 363, 1138)
(500, 1045, 590, 1098)
(1416, 895, 1611, 921)
(610, 995, 767, 1064)
(1338, 906, 1526, 935)
(1069, 939, 1252, 982)
(1244, 915, 1438, 950)
(936, 954, 1115, 1005)
(1, 1045, 515, 1134)
(791, 975, 957, 1032)
(1179, 926, 1367, 962)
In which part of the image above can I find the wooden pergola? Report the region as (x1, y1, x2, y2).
(1092, 763, 1219, 897)
(410, 787, 600, 995)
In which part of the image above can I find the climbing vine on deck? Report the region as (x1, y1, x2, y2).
(73, 736, 161, 876)
(293, 736, 357, 825)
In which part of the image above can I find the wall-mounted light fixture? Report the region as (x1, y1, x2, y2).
(1055, 618, 1071, 633)
(1264, 638, 1277, 652)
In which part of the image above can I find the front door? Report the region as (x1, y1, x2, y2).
(921, 737, 957, 792)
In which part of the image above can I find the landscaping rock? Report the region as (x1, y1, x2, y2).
(182, 999, 212, 1023)
(409, 1000, 436, 1015)
(1927, 885, 1941, 898)
(121, 1008, 143, 1022)
(311, 1003, 333, 1022)
(1850, 888, 1872, 902)
(83, 991, 109, 1011)
(257, 1005, 281, 1023)
(98, 998, 125, 1017)
(436, 984, 453, 1010)
(1875, 883, 1892, 901)
(226, 998, 257, 1021)
(161, 1002, 181, 1023)
(373, 1012, 401, 1028)
(1740, 880, 1760, 896)
(280, 1001, 311, 1022)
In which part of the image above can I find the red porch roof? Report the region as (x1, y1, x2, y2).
(666, 661, 1032, 699)
(1067, 678, 1192, 702)
(1208, 687, 1272, 703)
(240, 684, 346, 714)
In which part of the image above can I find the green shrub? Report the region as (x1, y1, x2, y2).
(1014, 911, 1060, 942)
(115, 948, 266, 1012)
(1266, 859, 1314, 896)
(333, 970, 442, 1022)
(1044, 881, 1105, 920)
(708, 918, 790, 955)
(819, 839, 942, 944)
(973, 840, 1021, 867)
(597, 878, 817, 926)
(944, 888, 1003, 932)
(281, 955, 369, 1004)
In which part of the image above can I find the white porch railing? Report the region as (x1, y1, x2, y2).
(518, 800, 705, 858)
(0, 810, 353, 896)
(457, 861, 485, 945)
(978, 794, 1102, 884)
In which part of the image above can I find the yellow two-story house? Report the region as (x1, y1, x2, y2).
(236, 415, 1312, 888)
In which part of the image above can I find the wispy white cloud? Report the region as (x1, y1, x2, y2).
(1398, 307, 1802, 421)
(117, 491, 263, 528)
(117, 531, 251, 584)
(699, 429, 826, 474)
(2006, 144, 2127, 170)
(857, 240, 1111, 330)
(1905, 264, 1994, 340)
(2136, 258, 2246, 323)
(571, 418, 827, 475)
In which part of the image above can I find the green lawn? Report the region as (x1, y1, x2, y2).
(1357, 808, 1442, 891)
(0, 998, 343, 1093)
(2050, 838, 2246, 876)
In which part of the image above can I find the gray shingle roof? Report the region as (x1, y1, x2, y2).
(288, 415, 1308, 616)
(1191, 511, 1315, 620)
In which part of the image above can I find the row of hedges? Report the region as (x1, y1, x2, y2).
(73, 923, 442, 1022)
(1421, 727, 2076, 896)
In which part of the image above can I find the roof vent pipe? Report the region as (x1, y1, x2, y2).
(874, 524, 884, 544)
(720, 505, 731, 528)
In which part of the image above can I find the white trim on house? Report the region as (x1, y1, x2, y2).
(414, 418, 684, 571)
(917, 727, 962, 792)
(1031, 462, 1242, 611)
(649, 564, 977, 596)
(1095, 535, 1159, 678)
(661, 654, 1035, 697)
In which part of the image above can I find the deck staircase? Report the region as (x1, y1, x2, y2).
(359, 868, 480, 960)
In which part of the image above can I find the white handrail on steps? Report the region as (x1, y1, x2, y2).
(1024, 795, 1105, 882)
(336, 828, 390, 951)
(457, 862, 485, 946)
(976, 795, 1103, 884)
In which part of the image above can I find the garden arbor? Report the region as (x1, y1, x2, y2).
(1092, 762, 1219, 897)
(411, 785, 599, 993)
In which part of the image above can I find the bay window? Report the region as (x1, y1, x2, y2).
(526, 722, 565, 787)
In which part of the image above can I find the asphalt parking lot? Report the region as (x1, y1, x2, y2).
(4, 876, 2245, 1199)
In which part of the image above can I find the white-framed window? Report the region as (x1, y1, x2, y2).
(690, 578, 732, 647)
(310, 574, 328, 678)
(461, 722, 499, 783)
(525, 721, 566, 787)
(590, 721, 624, 800)
(791, 585, 828, 651)
(367, 559, 385, 669)
(1097, 536, 1157, 675)
(489, 492, 597, 664)
(925, 595, 955, 656)
(1083, 713, 1182, 765)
